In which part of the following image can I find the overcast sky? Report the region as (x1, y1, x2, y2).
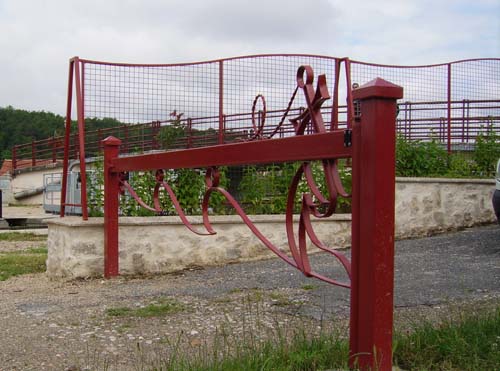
(0, 0, 498, 115)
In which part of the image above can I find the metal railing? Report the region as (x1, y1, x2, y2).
(10, 56, 499, 175)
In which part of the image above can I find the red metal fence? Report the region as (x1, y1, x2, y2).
(10, 56, 499, 176)
(101, 70, 402, 370)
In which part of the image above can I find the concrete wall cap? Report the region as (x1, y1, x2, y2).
(396, 177, 495, 185)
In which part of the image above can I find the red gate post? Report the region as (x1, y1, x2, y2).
(350, 78, 403, 370)
(103, 136, 122, 278)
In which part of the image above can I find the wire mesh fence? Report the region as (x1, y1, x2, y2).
(350, 58, 500, 151)
(9, 56, 500, 215)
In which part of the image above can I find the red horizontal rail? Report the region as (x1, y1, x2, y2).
(111, 131, 351, 172)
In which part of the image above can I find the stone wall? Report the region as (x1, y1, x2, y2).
(46, 178, 496, 278)
(46, 215, 351, 278)
(395, 178, 495, 238)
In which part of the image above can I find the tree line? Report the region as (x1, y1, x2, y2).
(0, 106, 122, 163)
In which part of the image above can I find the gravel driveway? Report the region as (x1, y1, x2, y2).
(0, 224, 499, 370)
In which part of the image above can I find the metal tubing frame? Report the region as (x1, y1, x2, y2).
(102, 77, 402, 371)
(74, 60, 89, 220)
(103, 136, 121, 277)
(112, 131, 351, 172)
(447, 63, 452, 153)
(60, 58, 75, 217)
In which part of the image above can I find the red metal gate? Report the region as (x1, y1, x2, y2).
(101, 66, 402, 370)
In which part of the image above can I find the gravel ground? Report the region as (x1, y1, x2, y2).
(0, 224, 499, 370)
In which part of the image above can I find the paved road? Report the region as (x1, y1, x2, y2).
(151, 224, 500, 319)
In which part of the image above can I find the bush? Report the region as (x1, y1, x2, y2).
(238, 161, 352, 214)
(473, 125, 500, 177)
(396, 136, 449, 177)
(87, 158, 228, 217)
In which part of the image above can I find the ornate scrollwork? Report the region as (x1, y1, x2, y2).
(119, 65, 352, 288)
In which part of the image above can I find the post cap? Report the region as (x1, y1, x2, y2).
(352, 77, 403, 100)
(102, 136, 122, 146)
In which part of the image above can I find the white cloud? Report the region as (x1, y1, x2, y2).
(0, 0, 497, 114)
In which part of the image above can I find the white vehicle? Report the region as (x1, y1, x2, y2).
(493, 159, 500, 224)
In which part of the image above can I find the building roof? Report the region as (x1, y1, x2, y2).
(0, 159, 62, 176)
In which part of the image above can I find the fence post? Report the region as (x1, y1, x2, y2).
(350, 78, 403, 371)
(11, 147, 17, 174)
(103, 136, 122, 278)
(31, 139, 36, 167)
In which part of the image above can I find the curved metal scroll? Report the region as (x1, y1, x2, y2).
(119, 65, 352, 288)
(120, 170, 215, 236)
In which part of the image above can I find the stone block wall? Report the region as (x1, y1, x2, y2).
(46, 178, 496, 278)
(47, 215, 351, 278)
(395, 178, 495, 238)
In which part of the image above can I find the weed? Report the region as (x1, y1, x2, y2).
(106, 298, 185, 318)
(147, 304, 499, 371)
(393, 306, 500, 370)
(0, 232, 46, 242)
(268, 292, 293, 307)
(301, 284, 317, 291)
(0, 250, 47, 281)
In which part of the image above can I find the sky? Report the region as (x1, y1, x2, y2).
(0, 0, 498, 115)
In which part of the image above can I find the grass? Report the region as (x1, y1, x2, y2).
(301, 284, 317, 291)
(142, 304, 500, 371)
(393, 306, 500, 370)
(0, 232, 46, 242)
(106, 298, 185, 318)
(0, 248, 47, 281)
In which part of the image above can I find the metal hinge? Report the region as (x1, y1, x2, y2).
(344, 129, 352, 147)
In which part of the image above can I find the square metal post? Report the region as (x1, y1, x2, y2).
(350, 78, 403, 370)
(103, 136, 122, 278)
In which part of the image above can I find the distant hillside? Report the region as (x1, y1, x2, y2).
(0, 106, 122, 163)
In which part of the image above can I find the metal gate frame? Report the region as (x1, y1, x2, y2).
(101, 75, 402, 370)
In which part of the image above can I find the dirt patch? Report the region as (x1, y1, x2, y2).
(1, 225, 499, 370)
(0, 272, 333, 371)
(0, 240, 45, 253)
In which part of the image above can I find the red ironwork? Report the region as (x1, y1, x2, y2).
(11, 57, 498, 179)
(350, 78, 403, 370)
(60, 58, 75, 216)
(74, 58, 89, 220)
(102, 65, 401, 370)
(103, 136, 121, 277)
(447, 63, 452, 153)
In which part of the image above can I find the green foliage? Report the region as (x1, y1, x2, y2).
(0, 106, 64, 163)
(106, 298, 185, 318)
(0, 106, 124, 164)
(0, 249, 47, 281)
(140, 305, 500, 371)
(393, 306, 500, 371)
(120, 170, 158, 217)
(87, 156, 105, 217)
(238, 163, 296, 214)
(87, 156, 228, 217)
(396, 136, 449, 177)
(238, 161, 352, 215)
(156, 119, 187, 150)
(396, 131, 499, 178)
(446, 154, 478, 178)
(473, 125, 500, 177)
(0, 232, 46, 242)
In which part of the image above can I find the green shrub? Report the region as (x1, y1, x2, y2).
(473, 124, 500, 177)
(87, 158, 228, 217)
(396, 136, 449, 177)
(238, 161, 352, 215)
